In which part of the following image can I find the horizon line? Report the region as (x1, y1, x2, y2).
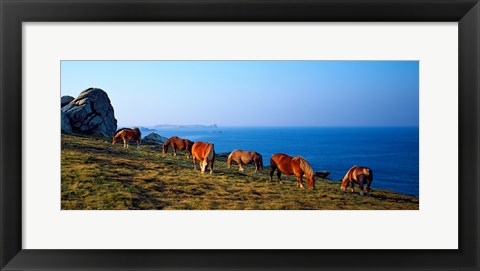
(119, 124, 420, 128)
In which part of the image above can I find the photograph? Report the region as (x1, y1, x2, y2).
(61, 60, 419, 210)
(3, 0, 478, 269)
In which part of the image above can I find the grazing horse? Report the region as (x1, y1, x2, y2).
(340, 166, 373, 196)
(191, 141, 215, 174)
(227, 149, 263, 172)
(269, 153, 315, 190)
(112, 128, 141, 149)
(163, 136, 194, 158)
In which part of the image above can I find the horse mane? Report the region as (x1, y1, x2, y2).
(293, 156, 314, 179)
(114, 127, 141, 136)
(341, 166, 357, 180)
(208, 143, 215, 157)
(114, 127, 128, 135)
(164, 136, 176, 145)
(113, 128, 128, 140)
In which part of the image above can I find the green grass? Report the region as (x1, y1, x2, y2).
(61, 134, 419, 210)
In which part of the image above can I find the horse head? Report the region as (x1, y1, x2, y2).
(306, 175, 315, 190)
(298, 157, 315, 190)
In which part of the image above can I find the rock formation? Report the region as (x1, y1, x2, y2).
(61, 110, 72, 134)
(61, 88, 117, 137)
(61, 95, 74, 107)
(142, 132, 168, 145)
(315, 171, 331, 179)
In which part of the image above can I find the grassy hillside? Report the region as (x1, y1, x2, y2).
(61, 134, 419, 210)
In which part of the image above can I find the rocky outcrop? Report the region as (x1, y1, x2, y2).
(61, 95, 74, 107)
(61, 110, 72, 134)
(315, 171, 331, 179)
(142, 132, 168, 145)
(215, 152, 230, 158)
(61, 88, 117, 137)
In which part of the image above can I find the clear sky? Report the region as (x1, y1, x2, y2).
(61, 61, 419, 127)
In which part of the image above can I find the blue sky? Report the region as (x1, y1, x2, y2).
(61, 61, 419, 127)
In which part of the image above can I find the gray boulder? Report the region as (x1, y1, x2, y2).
(61, 95, 74, 107)
(142, 132, 168, 145)
(61, 88, 117, 137)
(315, 171, 331, 179)
(61, 110, 72, 134)
(215, 152, 230, 158)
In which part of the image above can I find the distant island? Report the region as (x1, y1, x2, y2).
(152, 124, 218, 129)
(123, 124, 219, 133)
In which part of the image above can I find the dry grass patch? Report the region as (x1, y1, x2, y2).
(62, 134, 419, 210)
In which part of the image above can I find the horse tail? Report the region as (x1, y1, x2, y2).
(364, 167, 373, 181)
(211, 144, 215, 162)
(207, 144, 215, 161)
(187, 140, 194, 154)
(205, 143, 215, 173)
(227, 151, 234, 168)
(258, 153, 264, 170)
(269, 156, 277, 169)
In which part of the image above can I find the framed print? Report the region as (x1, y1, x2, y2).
(1, 0, 479, 270)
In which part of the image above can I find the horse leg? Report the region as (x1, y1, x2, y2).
(350, 181, 355, 192)
(201, 160, 207, 174)
(297, 175, 305, 189)
(269, 167, 275, 182)
(136, 140, 140, 150)
(358, 182, 366, 196)
(276, 170, 282, 184)
(209, 159, 214, 174)
(173, 147, 177, 156)
(238, 161, 244, 172)
(366, 180, 372, 196)
(357, 176, 366, 196)
(193, 157, 197, 170)
(123, 138, 127, 148)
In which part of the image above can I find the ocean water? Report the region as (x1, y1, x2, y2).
(147, 127, 419, 196)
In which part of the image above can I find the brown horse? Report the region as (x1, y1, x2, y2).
(112, 128, 141, 149)
(191, 141, 215, 174)
(340, 166, 373, 196)
(227, 149, 263, 172)
(269, 153, 315, 190)
(163, 136, 194, 158)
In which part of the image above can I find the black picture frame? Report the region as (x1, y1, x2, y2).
(1, 0, 479, 270)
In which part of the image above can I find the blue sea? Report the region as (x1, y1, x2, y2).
(146, 127, 419, 196)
